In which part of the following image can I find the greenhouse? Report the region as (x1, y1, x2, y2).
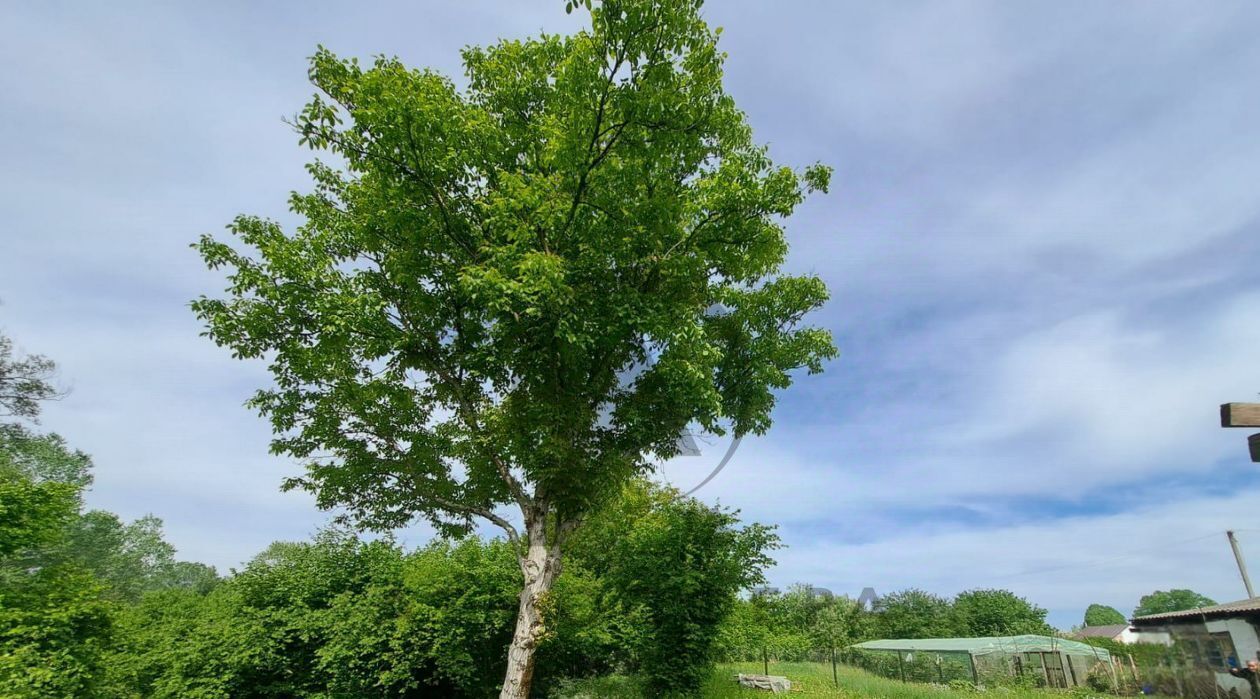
(849, 635, 1113, 688)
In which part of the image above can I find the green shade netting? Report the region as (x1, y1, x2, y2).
(852, 635, 1111, 660)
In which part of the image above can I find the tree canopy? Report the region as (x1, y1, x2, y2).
(871, 589, 956, 640)
(193, 1, 834, 694)
(193, 0, 833, 537)
(0, 333, 61, 421)
(1133, 589, 1217, 617)
(1083, 603, 1127, 627)
(951, 589, 1051, 637)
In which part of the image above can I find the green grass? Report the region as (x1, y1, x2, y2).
(553, 661, 1113, 698)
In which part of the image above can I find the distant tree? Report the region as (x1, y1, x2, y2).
(811, 596, 872, 651)
(1133, 589, 1217, 617)
(60, 512, 211, 602)
(1084, 603, 1127, 627)
(952, 589, 1052, 637)
(0, 425, 92, 494)
(0, 331, 61, 421)
(192, 0, 835, 695)
(872, 589, 956, 639)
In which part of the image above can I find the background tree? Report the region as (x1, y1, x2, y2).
(0, 331, 61, 421)
(810, 596, 871, 653)
(951, 589, 1051, 637)
(871, 589, 956, 640)
(1133, 589, 1217, 617)
(192, 0, 834, 695)
(1083, 603, 1127, 627)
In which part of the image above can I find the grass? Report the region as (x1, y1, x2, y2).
(553, 661, 1111, 698)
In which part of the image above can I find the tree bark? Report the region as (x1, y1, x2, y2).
(499, 512, 563, 699)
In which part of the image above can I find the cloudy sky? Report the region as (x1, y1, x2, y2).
(3, 1, 1259, 630)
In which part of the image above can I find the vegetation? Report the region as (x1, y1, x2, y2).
(950, 589, 1053, 637)
(1133, 589, 1217, 617)
(0, 331, 779, 696)
(0, 333, 61, 420)
(1083, 604, 1127, 627)
(0, 336, 215, 697)
(873, 589, 957, 640)
(3, 443, 777, 697)
(715, 585, 1054, 665)
(192, 0, 834, 694)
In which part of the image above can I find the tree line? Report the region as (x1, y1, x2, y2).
(716, 586, 1054, 662)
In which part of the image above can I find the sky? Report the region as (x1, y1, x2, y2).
(3, 0, 1260, 631)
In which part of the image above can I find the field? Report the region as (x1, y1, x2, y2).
(554, 661, 1106, 698)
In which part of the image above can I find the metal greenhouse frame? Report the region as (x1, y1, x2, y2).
(850, 635, 1114, 688)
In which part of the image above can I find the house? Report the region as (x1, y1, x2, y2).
(1072, 624, 1170, 645)
(1130, 597, 1260, 696)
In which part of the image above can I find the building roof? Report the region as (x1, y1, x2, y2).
(1074, 625, 1128, 639)
(852, 635, 1111, 660)
(1131, 597, 1260, 623)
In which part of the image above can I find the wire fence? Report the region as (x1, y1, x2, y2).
(722, 645, 1260, 698)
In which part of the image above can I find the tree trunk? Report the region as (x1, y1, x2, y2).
(499, 515, 563, 699)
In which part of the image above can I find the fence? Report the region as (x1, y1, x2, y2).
(723, 644, 1259, 697)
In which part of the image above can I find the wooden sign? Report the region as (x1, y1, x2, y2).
(1250, 433, 1260, 463)
(1220, 403, 1260, 428)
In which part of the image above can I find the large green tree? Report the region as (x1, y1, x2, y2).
(192, 0, 834, 695)
(1083, 603, 1127, 627)
(1133, 589, 1217, 618)
(871, 589, 956, 640)
(951, 589, 1051, 637)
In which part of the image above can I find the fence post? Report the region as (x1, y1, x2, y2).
(831, 646, 838, 687)
(897, 652, 907, 683)
(969, 653, 979, 684)
(762, 646, 768, 676)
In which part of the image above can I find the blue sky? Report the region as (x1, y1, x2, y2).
(3, 0, 1260, 630)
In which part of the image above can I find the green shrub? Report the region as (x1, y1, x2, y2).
(597, 491, 778, 698)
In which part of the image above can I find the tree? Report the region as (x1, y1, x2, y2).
(951, 589, 1051, 637)
(872, 589, 956, 640)
(1133, 589, 1217, 617)
(0, 429, 115, 698)
(192, 0, 834, 695)
(0, 332, 61, 421)
(1083, 603, 1127, 627)
(810, 596, 871, 653)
